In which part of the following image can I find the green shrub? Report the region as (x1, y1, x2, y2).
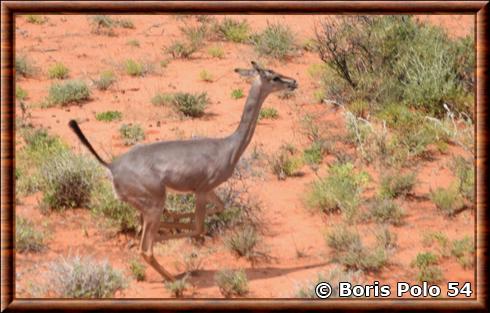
(412, 252, 443, 283)
(305, 162, 369, 222)
(422, 231, 450, 257)
(16, 86, 28, 101)
(225, 226, 259, 260)
(151, 93, 174, 106)
(231, 88, 244, 99)
(217, 18, 250, 43)
(379, 172, 416, 199)
(93, 70, 116, 90)
(15, 55, 35, 77)
(165, 277, 188, 298)
(26, 15, 47, 24)
(303, 141, 324, 165)
(199, 69, 214, 82)
(270, 145, 303, 180)
(259, 107, 279, 120)
(451, 236, 474, 269)
(47, 255, 126, 298)
(16, 216, 45, 252)
(183, 251, 203, 274)
(166, 41, 199, 59)
(208, 46, 225, 58)
(375, 226, 398, 249)
(95, 110, 122, 122)
(124, 59, 150, 77)
(39, 151, 101, 211)
(48, 63, 70, 79)
(325, 225, 361, 252)
(296, 268, 362, 298)
(315, 16, 474, 118)
(47, 80, 90, 106)
(252, 22, 296, 59)
(89, 15, 116, 36)
(117, 18, 134, 29)
(129, 259, 146, 281)
(451, 156, 475, 202)
(90, 181, 139, 233)
(172, 92, 209, 117)
(368, 198, 405, 226)
(215, 269, 249, 297)
(119, 124, 145, 145)
(430, 185, 465, 216)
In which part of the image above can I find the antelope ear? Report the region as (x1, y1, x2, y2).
(251, 61, 263, 72)
(234, 68, 257, 77)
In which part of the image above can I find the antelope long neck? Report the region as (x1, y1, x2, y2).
(227, 78, 269, 165)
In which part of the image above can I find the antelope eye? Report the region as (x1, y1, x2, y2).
(272, 76, 281, 82)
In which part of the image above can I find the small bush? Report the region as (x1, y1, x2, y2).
(39, 151, 100, 211)
(129, 259, 146, 281)
(117, 18, 134, 29)
(379, 172, 416, 199)
(231, 88, 244, 99)
(412, 252, 443, 283)
(183, 251, 203, 275)
(430, 185, 465, 216)
(172, 92, 209, 117)
(119, 124, 145, 145)
(165, 277, 188, 298)
(325, 225, 361, 252)
(296, 268, 362, 298)
(15, 55, 35, 77)
(26, 15, 47, 24)
(89, 15, 116, 36)
(166, 41, 199, 59)
(16, 216, 45, 253)
(252, 22, 296, 59)
(93, 70, 116, 90)
(259, 107, 279, 120)
(305, 162, 369, 222)
(225, 227, 259, 259)
(215, 269, 249, 297)
(151, 93, 174, 106)
(16, 86, 28, 101)
(451, 236, 474, 269)
(303, 141, 324, 165)
(48, 63, 70, 79)
(270, 145, 303, 180)
(375, 226, 398, 249)
(90, 182, 139, 233)
(368, 198, 405, 226)
(124, 59, 149, 77)
(451, 156, 475, 202)
(47, 80, 90, 106)
(126, 39, 140, 47)
(47, 255, 126, 298)
(199, 69, 214, 82)
(422, 231, 451, 257)
(208, 46, 225, 58)
(217, 18, 250, 43)
(95, 110, 122, 122)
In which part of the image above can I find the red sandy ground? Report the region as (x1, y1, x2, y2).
(15, 14, 475, 298)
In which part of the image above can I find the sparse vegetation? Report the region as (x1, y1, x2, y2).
(412, 252, 443, 283)
(252, 22, 297, 59)
(164, 277, 188, 298)
(151, 93, 174, 106)
(46, 255, 126, 298)
(451, 156, 475, 203)
(26, 15, 47, 24)
(451, 236, 474, 269)
(199, 69, 214, 82)
(216, 18, 250, 43)
(270, 145, 303, 180)
(231, 88, 244, 100)
(430, 185, 465, 216)
(16, 86, 28, 101)
(47, 80, 90, 106)
(166, 41, 199, 59)
(306, 162, 369, 222)
(16, 217, 46, 252)
(259, 107, 279, 120)
(296, 268, 362, 298)
(208, 46, 225, 58)
(117, 18, 135, 29)
(368, 198, 405, 226)
(119, 124, 145, 145)
(226, 226, 259, 260)
(129, 259, 146, 281)
(183, 251, 203, 275)
(15, 55, 35, 77)
(126, 39, 140, 47)
(93, 70, 116, 91)
(48, 62, 70, 79)
(39, 151, 100, 211)
(379, 172, 416, 199)
(303, 141, 324, 166)
(172, 92, 209, 117)
(215, 269, 249, 297)
(95, 110, 122, 122)
(124, 59, 152, 77)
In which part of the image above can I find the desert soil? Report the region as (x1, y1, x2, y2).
(15, 14, 475, 298)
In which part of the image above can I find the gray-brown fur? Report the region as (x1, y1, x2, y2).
(69, 61, 298, 281)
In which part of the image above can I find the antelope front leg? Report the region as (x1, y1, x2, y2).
(205, 190, 225, 215)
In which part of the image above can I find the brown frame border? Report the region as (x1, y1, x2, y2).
(1, 1, 488, 312)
